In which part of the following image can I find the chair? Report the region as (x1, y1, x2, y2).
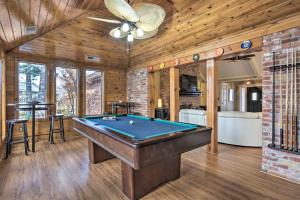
(48, 114, 65, 144)
(5, 119, 30, 158)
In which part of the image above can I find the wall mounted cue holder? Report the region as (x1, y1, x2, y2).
(268, 52, 299, 155)
(269, 63, 300, 72)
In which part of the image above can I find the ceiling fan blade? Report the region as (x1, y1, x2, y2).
(134, 3, 166, 32)
(132, 29, 158, 39)
(87, 17, 121, 24)
(104, 0, 139, 22)
(109, 28, 127, 38)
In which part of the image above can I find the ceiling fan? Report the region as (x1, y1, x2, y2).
(222, 54, 255, 62)
(87, 0, 166, 42)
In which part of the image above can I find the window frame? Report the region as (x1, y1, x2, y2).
(83, 68, 105, 116)
(15, 59, 49, 119)
(54, 66, 79, 117)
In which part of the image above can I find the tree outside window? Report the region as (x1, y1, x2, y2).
(18, 61, 46, 118)
(56, 67, 78, 116)
(85, 70, 103, 115)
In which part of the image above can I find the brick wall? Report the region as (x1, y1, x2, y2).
(262, 27, 300, 183)
(127, 68, 149, 116)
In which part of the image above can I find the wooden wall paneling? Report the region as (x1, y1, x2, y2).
(104, 68, 127, 113)
(206, 59, 218, 154)
(145, 37, 262, 72)
(169, 67, 179, 122)
(5, 53, 127, 139)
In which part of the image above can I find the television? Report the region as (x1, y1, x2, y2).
(179, 74, 200, 96)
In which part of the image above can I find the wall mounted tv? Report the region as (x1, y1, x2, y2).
(179, 74, 201, 96)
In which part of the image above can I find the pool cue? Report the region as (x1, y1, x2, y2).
(279, 52, 284, 148)
(290, 48, 294, 151)
(293, 48, 298, 152)
(284, 49, 289, 150)
(271, 52, 276, 147)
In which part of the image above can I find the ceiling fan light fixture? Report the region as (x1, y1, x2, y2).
(136, 28, 144, 37)
(113, 28, 121, 38)
(127, 33, 134, 42)
(121, 23, 130, 32)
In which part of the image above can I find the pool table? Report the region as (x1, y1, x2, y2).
(73, 114, 211, 200)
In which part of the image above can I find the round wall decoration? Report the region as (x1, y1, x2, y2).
(216, 48, 224, 56)
(241, 40, 252, 49)
(159, 63, 165, 69)
(193, 54, 200, 62)
(148, 66, 153, 72)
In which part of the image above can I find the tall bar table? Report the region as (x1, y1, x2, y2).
(7, 102, 54, 152)
(110, 102, 135, 114)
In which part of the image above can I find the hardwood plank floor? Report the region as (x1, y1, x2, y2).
(0, 136, 299, 200)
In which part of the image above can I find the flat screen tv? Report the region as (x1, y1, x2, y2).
(179, 74, 200, 96)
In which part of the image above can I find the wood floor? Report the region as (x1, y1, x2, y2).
(0, 136, 299, 200)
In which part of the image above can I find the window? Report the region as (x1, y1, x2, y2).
(85, 70, 103, 115)
(229, 89, 234, 102)
(56, 67, 78, 116)
(18, 61, 47, 118)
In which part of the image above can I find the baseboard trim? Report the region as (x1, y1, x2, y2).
(260, 170, 300, 185)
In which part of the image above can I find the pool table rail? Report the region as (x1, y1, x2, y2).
(73, 117, 210, 147)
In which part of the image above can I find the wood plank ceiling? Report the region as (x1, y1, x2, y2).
(1, 0, 300, 67)
(131, 0, 300, 67)
(0, 0, 104, 50)
(0, 0, 128, 67)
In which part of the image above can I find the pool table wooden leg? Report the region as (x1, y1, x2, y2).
(121, 155, 181, 200)
(88, 139, 115, 164)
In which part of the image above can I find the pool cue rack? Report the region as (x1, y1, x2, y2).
(268, 49, 300, 155)
(269, 63, 300, 72)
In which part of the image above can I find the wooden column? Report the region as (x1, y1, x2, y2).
(206, 59, 218, 153)
(0, 50, 6, 148)
(170, 67, 179, 121)
(78, 68, 85, 116)
(149, 71, 161, 118)
(149, 72, 155, 118)
(153, 71, 160, 108)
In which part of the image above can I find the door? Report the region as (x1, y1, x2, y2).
(247, 87, 262, 112)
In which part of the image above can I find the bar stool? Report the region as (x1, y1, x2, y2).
(49, 114, 65, 144)
(5, 119, 30, 158)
